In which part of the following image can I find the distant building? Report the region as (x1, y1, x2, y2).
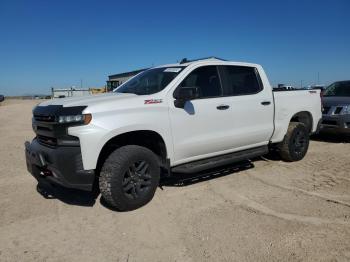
(51, 87, 92, 98)
(107, 68, 148, 91)
(50, 68, 149, 99)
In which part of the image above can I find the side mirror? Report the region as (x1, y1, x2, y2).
(174, 87, 199, 108)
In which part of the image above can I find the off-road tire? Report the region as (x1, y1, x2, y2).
(99, 145, 160, 211)
(278, 122, 310, 162)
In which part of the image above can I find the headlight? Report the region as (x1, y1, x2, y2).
(342, 106, 350, 115)
(58, 114, 92, 125)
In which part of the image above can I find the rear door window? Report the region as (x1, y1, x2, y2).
(220, 66, 262, 96)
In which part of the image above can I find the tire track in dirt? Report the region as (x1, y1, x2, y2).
(246, 172, 350, 208)
(208, 183, 350, 226)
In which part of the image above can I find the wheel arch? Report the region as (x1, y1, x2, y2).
(290, 111, 313, 133)
(96, 130, 169, 173)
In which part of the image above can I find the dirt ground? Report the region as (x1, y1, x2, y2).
(0, 99, 349, 262)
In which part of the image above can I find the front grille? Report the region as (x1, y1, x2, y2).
(34, 115, 56, 122)
(37, 135, 57, 147)
(322, 120, 337, 126)
(322, 106, 330, 114)
(32, 105, 85, 148)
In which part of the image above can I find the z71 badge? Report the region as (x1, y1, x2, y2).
(144, 99, 163, 104)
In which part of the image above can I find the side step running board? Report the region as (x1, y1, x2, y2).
(171, 146, 268, 174)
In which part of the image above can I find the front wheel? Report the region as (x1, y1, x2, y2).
(99, 145, 160, 211)
(277, 122, 310, 162)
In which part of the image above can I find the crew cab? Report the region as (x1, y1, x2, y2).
(25, 57, 322, 211)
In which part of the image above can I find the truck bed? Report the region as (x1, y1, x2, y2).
(271, 89, 322, 143)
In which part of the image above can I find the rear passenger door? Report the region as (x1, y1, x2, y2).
(218, 65, 274, 149)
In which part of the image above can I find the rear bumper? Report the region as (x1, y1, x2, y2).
(25, 139, 95, 191)
(320, 114, 350, 134)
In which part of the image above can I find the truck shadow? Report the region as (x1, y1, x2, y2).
(35, 180, 99, 207)
(34, 160, 255, 210)
(311, 133, 350, 143)
(100, 160, 255, 212)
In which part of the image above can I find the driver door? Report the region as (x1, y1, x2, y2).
(169, 65, 236, 165)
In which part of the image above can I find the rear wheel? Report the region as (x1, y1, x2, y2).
(99, 145, 160, 211)
(278, 122, 310, 162)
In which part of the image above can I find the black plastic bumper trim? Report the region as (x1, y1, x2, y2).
(320, 114, 350, 133)
(25, 139, 95, 191)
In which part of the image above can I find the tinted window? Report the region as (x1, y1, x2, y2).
(221, 66, 262, 96)
(323, 81, 350, 97)
(179, 66, 222, 98)
(116, 67, 185, 95)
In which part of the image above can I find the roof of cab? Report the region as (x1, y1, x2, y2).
(155, 57, 260, 69)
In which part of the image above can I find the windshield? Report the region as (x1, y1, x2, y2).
(115, 67, 185, 95)
(323, 81, 350, 97)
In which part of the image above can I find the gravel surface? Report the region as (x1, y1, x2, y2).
(0, 99, 349, 262)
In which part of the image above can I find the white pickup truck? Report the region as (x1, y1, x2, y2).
(25, 57, 322, 210)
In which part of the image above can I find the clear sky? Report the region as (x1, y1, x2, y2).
(0, 0, 349, 96)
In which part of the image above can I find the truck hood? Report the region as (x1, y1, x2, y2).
(322, 96, 350, 107)
(38, 93, 136, 108)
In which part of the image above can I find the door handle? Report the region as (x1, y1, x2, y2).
(216, 105, 230, 110)
(261, 101, 271, 106)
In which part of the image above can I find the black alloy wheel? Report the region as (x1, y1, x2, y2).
(291, 129, 307, 157)
(99, 145, 160, 211)
(122, 160, 152, 199)
(278, 122, 310, 162)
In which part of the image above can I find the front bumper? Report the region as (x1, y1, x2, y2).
(320, 114, 350, 134)
(25, 139, 95, 191)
